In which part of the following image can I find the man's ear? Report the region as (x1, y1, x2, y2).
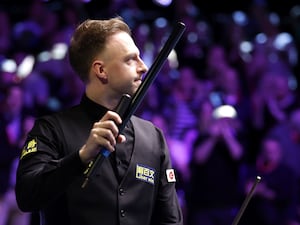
(92, 60, 108, 84)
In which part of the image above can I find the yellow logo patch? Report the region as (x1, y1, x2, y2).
(136, 164, 155, 185)
(21, 138, 37, 159)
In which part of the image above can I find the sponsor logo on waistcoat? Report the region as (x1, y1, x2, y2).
(136, 164, 155, 185)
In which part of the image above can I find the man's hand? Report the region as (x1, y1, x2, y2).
(79, 111, 126, 164)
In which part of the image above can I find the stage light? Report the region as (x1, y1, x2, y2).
(1, 59, 17, 73)
(153, 0, 172, 7)
(232, 11, 248, 26)
(154, 17, 168, 28)
(273, 32, 293, 51)
(213, 105, 237, 119)
(255, 33, 267, 44)
(17, 55, 35, 79)
(51, 43, 68, 60)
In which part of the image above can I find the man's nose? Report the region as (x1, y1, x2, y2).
(139, 59, 148, 74)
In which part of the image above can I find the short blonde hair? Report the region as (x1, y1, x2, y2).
(68, 17, 131, 82)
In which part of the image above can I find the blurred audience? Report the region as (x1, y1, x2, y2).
(0, 0, 299, 225)
(167, 66, 201, 140)
(0, 84, 31, 225)
(240, 136, 300, 225)
(265, 108, 300, 183)
(186, 99, 247, 225)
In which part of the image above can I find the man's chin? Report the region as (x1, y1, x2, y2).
(133, 83, 142, 93)
(135, 80, 142, 86)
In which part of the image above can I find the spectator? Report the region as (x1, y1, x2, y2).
(240, 136, 300, 225)
(0, 84, 31, 225)
(265, 108, 300, 182)
(186, 98, 246, 225)
(167, 66, 201, 140)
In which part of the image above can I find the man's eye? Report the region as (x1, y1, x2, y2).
(127, 58, 136, 64)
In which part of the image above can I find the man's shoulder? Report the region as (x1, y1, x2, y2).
(131, 115, 154, 127)
(36, 104, 82, 124)
(131, 116, 162, 136)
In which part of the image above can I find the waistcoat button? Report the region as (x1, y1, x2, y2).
(120, 209, 125, 217)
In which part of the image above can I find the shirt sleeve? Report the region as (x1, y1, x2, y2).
(15, 117, 85, 212)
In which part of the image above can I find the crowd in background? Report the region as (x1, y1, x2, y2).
(1, 0, 300, 225)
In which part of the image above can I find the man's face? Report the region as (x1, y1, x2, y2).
(261, 139, 282, 164)
(101, 32, 148, 97)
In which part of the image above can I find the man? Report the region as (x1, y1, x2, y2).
(15, 17, 183, 225)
